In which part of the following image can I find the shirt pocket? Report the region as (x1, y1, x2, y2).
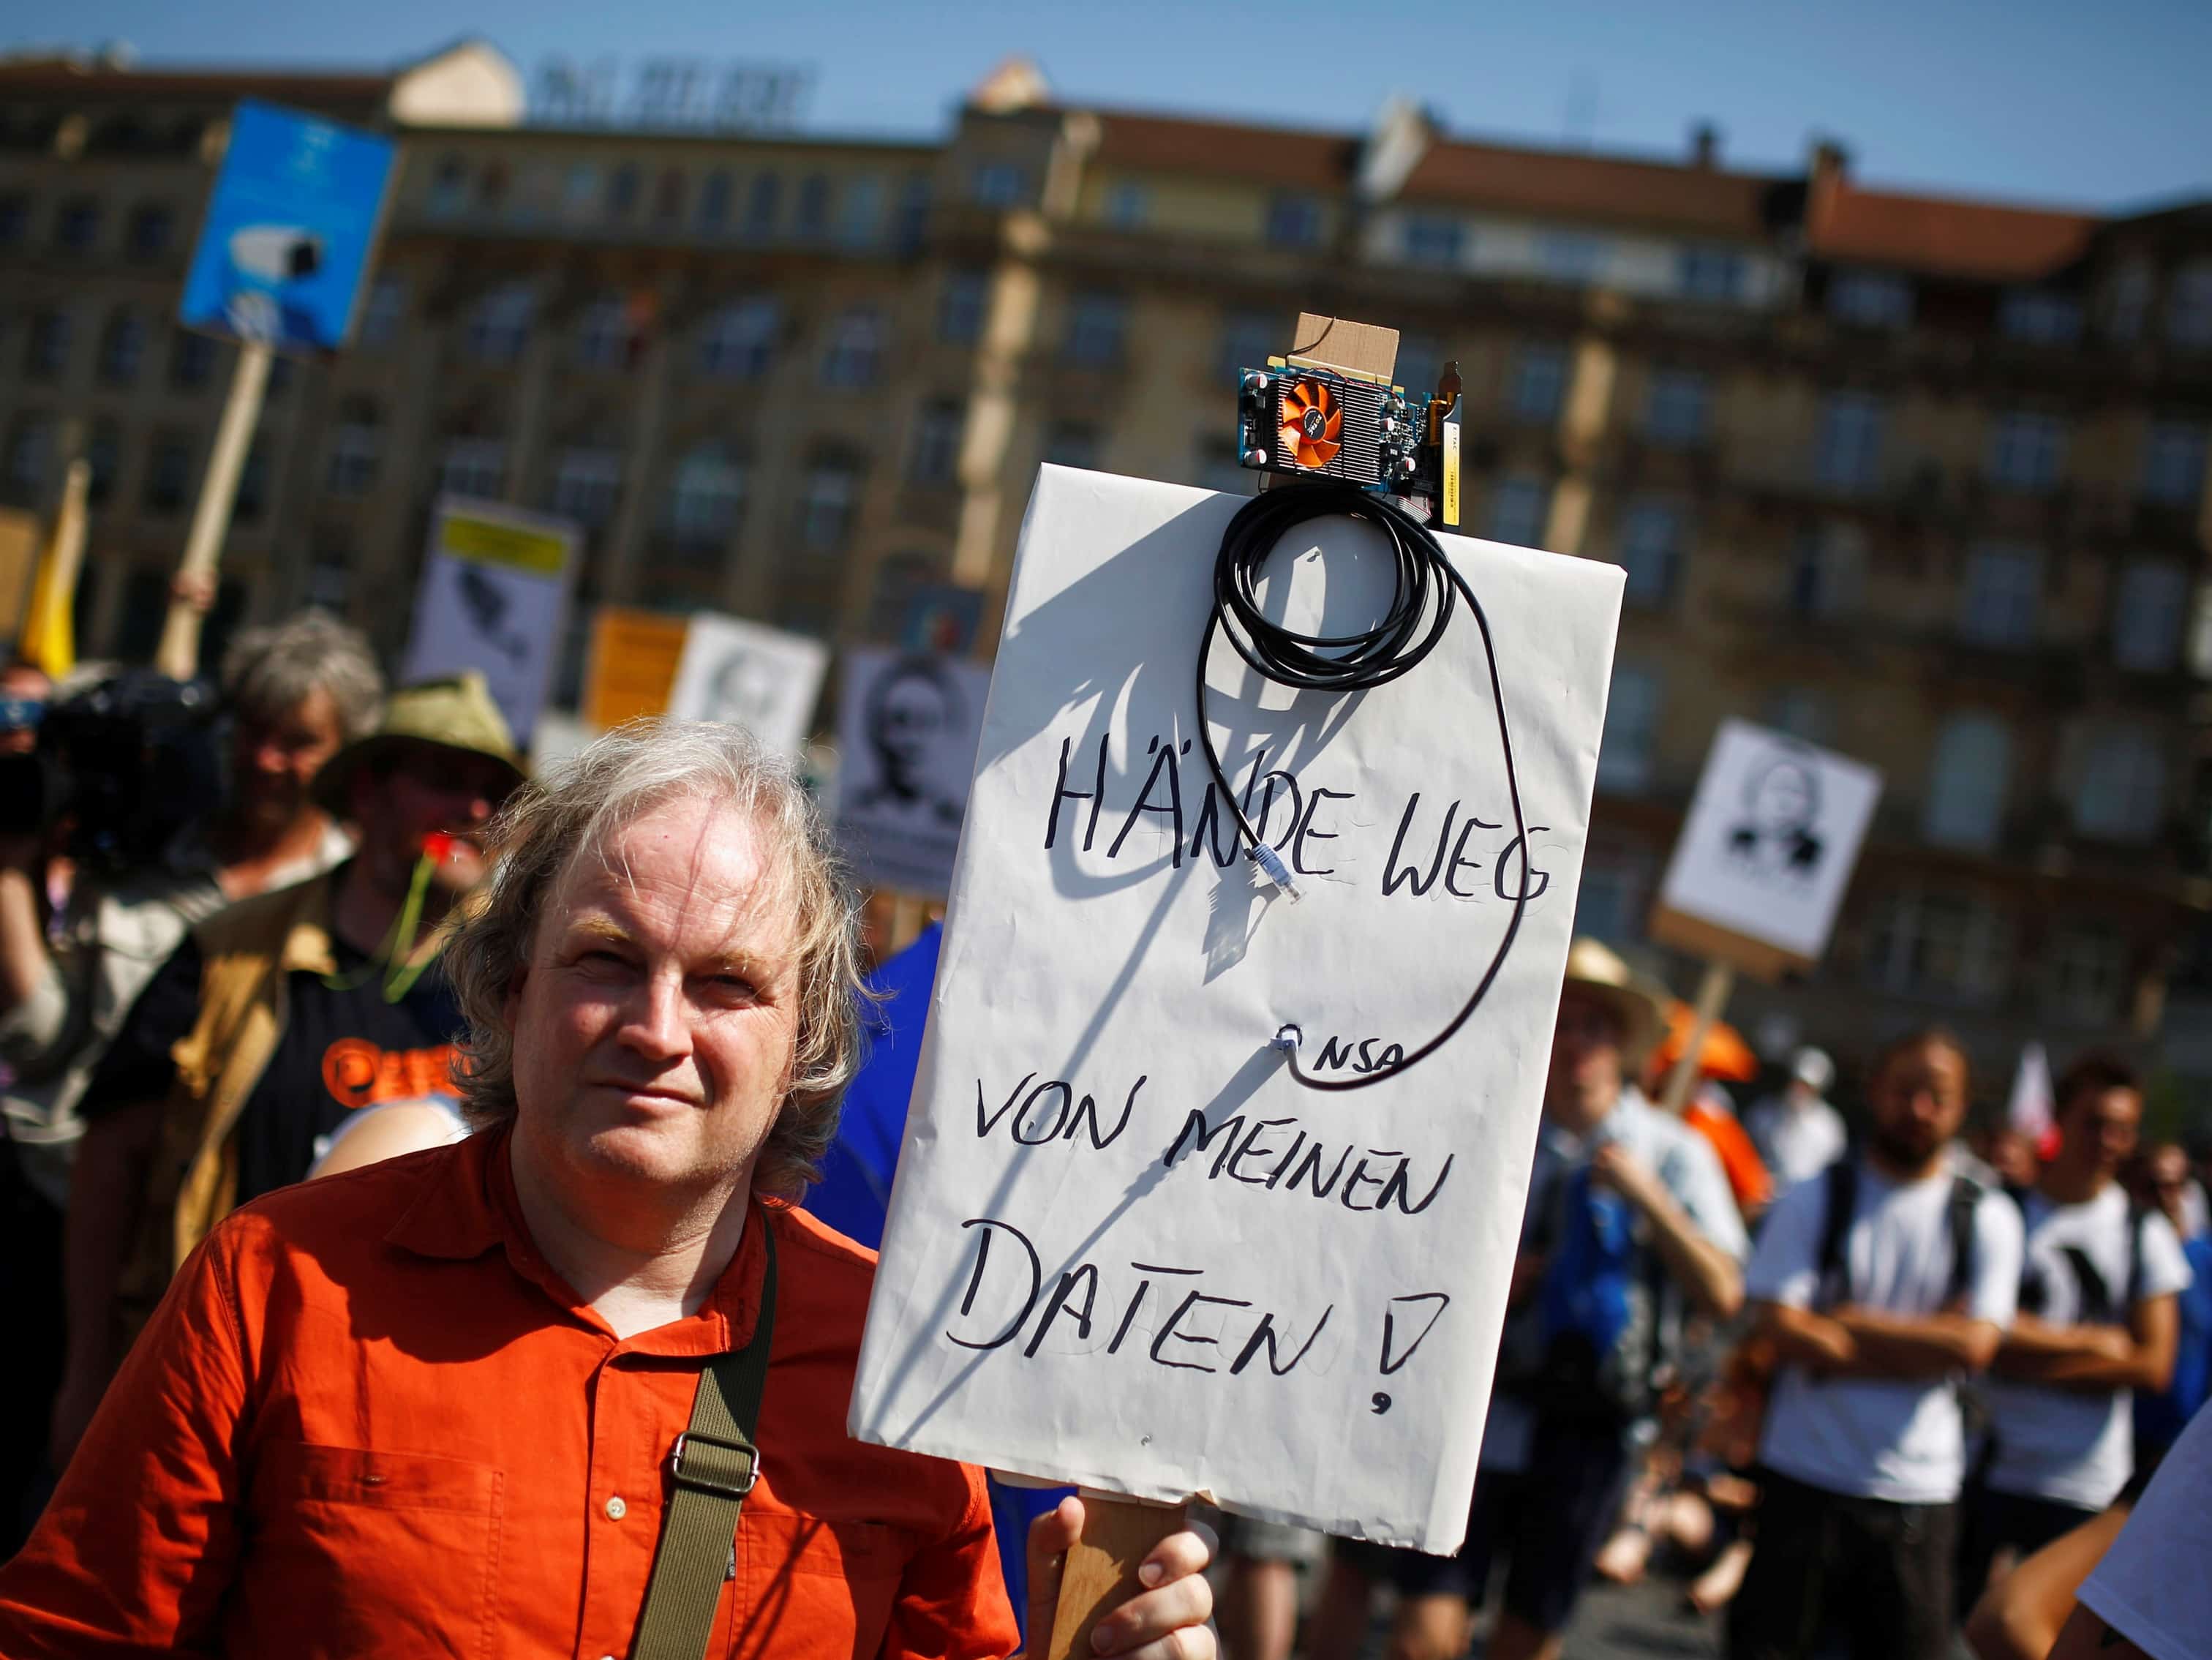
(731, 1510, 909, 1660)
(242, 1441, 505, 1660)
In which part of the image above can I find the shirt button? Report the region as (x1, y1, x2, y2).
(604, 1495, 628, 1521)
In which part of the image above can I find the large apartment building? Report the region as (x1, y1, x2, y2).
(1, 46, 2208, 1088)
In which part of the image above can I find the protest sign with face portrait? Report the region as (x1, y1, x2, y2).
(833, 647, 992, 897)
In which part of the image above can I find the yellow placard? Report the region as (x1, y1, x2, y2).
(438, 511, 570, 576)
(1441, 421, 1462, 528)
(584, 607, 690, 731)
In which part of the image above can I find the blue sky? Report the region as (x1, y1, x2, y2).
(8, 0, 2208, 210)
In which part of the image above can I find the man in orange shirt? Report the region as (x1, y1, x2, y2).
(0, 721, 1216, 1659)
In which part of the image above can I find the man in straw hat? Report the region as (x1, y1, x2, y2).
(1347, 937, 1747, 1660)
(48, 673, 524, 1469)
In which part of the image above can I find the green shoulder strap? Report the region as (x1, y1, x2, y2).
(632, 1214, 779, 1660)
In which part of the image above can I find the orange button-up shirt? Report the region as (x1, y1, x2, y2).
(0, 1129, 1019, 1659)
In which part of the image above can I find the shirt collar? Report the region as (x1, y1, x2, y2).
(385, 1124, 774, 1356)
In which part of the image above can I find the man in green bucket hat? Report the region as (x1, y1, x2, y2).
(50, 674, 524, 1468)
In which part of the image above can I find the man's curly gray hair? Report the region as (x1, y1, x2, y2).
(443, 718, 868, 1196)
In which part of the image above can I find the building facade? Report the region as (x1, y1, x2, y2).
(1, 48, 2208, 1090)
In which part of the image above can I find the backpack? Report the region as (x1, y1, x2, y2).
(1814, 1158, 1981, 1312)
(2013, 1188, 2148, 1324)
(1497, 1163, 1675, 1423)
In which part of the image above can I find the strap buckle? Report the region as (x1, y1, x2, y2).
(669, 1431, 761, 1501)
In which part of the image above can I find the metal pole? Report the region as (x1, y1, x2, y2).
(1658, 958, 1736, 1116)
(155, 336, 273, 679)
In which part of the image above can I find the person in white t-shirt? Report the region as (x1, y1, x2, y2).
(2044, 1396, 2212, 1660)
(1727, 1027, 2025, 1660)
(1745, 1046, 1847, 1197)
(1963, 1051, 2189, 1611)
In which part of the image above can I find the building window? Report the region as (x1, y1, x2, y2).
(1045, 422, 1100, 470)
(438, 437, 508, 501)
(970, 161, 1026, 208)
(1102, 181, 1149, 230)
(1573, 860, 1642, 945)
(1762, 687, 1832, 746)
(1618, 499, 1685, 606)
(5, 416, 53, 499)
(1923, 713, 2012, 850)
(1487, 476, 1551, 549)
(1510, 343, 1569, 424)
(794, 174, 831, 239)
(744, 173, 781, 236)
(936, 270, 989, 345)
(464, 284, 535, 362)
(606, 165, 642, 221)
(1265, 193, 1322, 248)
(666, 442, 745, 552)
(1999, 288, 2083, 344)
(550, 446, 622, 527)
(2044, 926, 2127, 1026)
(575, 296, 630, 369)
(698, 298, 778, 380)
(2105, 263, 2153, 341)
(1988, 411, 2067, 493)
(1064, 292, 1127, 367)
(169, 328, 216, 389)
(124, 202, 172, 260)
(84, 419, 120, 506)
(426, 157, 468, 218)
(1813, 391, 1884, 492)
(652, 168, 685, 225)
(306, 540, 352, 610)
(326, 399, 380, 496)
(1829, 269, 1914, 329)
(561, 164, 601, 218)
(23, 310, 70, 381)
(143, 433, 194, 513)
(1959, 542, 2041, 647)
(1865, 890, 2012, 1004)
(892, 173, 932, 253)
(838, 176, 884, 247)
(1402, 214, 1465, 267)
(1538, 232, 1606, 284)
(97, 309, 145, 386)
(797, 454, 861, 551)
(358, 276, 405, 348)
(908, 399, 964, 484)
(698, 170, 734, 231)
(2073, 724, 2164, 843)
(1598, 665, 1660, 793)
(54, 196, 101, 252)
(1677, 246, 1746, 301)
(2167, 260, 2212, 348)
(232, 440, 271, 525)
(0, 194, 29, 247)
(821, 307, 885, 388)
(1646, 368, 1711, 447)
(1786, 522, 1867, 620)
(2141, 421, 2207, 506)
(475, 162, 511, 214)
(1218, 310, 1279, 385)
(2113, 561, 2188, 672)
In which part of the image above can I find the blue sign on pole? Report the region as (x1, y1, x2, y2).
(178, 100, 397, 356)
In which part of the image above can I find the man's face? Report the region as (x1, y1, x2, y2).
(2059, 1086, 2140, 1179)
(1547, 988, 1625, 1122)
(351, 742, 513, 898)
(1751, 765, 1813, 834)
(505, 793, 801, 1198)
(1868, 1040, 1969, 1169)
(232, 688, 347, 830)
(877, 676, 949, 776)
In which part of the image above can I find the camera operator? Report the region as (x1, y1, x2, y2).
(0, 612, 377, 1550)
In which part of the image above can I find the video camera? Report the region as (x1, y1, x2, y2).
(0, 670, 222, 872)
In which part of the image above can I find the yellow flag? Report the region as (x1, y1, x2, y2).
(18, 459, 88, 678)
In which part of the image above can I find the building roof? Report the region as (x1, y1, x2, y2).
(1090, 109, 1357, 192)
(0, 57, 394, 102)
(1402, 139, 1787, 238)
(1807, 179, 2099, 280)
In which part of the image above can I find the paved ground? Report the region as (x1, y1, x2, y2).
(1551, 1578, 1723, 1660)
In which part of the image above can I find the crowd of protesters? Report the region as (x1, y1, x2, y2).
(2, 612, 2208, 1659)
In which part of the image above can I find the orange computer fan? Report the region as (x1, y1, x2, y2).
(1279, 377, 1342, 469)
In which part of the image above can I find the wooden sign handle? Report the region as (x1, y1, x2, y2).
(1041, 1496, 1189, 1660)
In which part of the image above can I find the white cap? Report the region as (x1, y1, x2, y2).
(1791, 1046, 1834, 1093)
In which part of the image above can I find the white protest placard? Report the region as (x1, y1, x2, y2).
(1652, 718, 1882, 975)
(849, 467, 1624, 1551)
(401, 497, 579, 747)
(834, 647, 991, 898)
(665, 612, 830, 756)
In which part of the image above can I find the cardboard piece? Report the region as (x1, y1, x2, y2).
(1040, 1499, 1189, 1660)
(832, 646, 991, 898)
(1649, 719, 1882, 982)
(849, 466, 1623, 1551)
(1288, 313, 1399, 381)
(664, 612, 830, 758)
(400, 496, 579, 748)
